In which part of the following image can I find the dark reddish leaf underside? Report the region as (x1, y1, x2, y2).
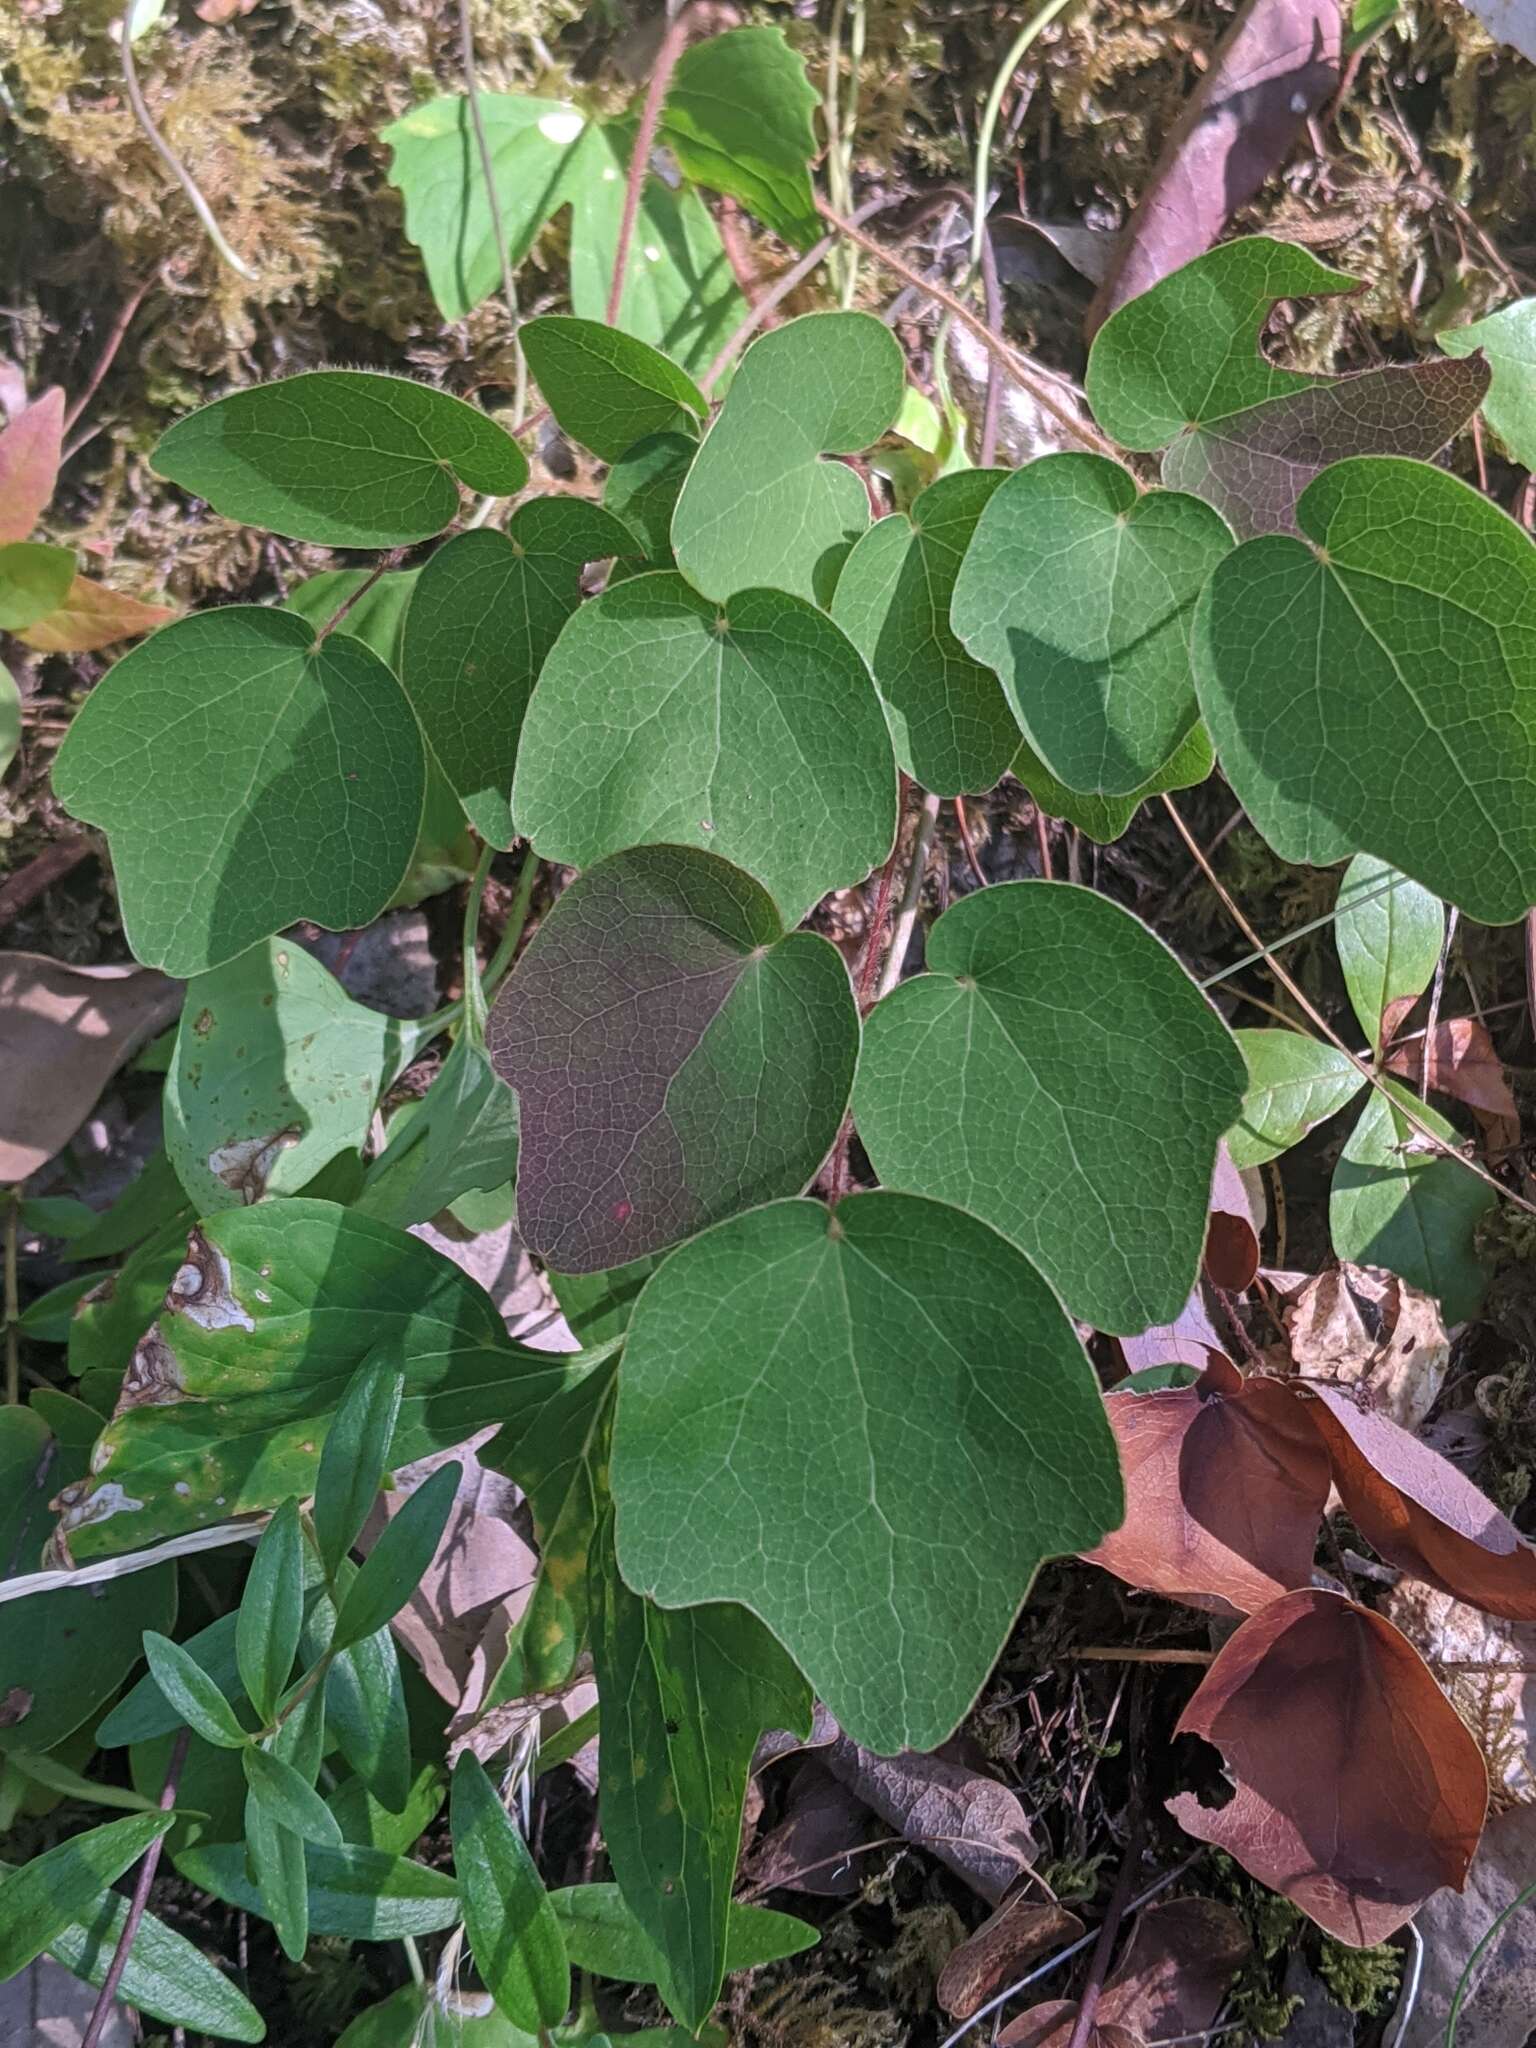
(999, 1898, 1250, 2046)
(1309, 1386, 1536, 1620)
(1167, 1589, 1487, 1945)
(1082, 1365, 1331, 1614)
(937, 1898, 1085, 2020)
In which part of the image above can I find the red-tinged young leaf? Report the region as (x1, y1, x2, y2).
(937, 1899, 1086, 2020)
(1205, 1142, 1259, 1291)
(1089, 0, 1341, 327)
(1082, 1358, 1332, 1615)
(17, 575, 177, 653)
(0, 386, 64, 543)
(1308, 1386, 1536, 1620)
(1166, 1589, 1487, 1945)
(488, 846, 858, 1273)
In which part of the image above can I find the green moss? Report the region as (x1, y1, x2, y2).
(1318, 1934, 1402, 2015)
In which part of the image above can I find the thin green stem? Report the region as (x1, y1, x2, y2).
(4, 1189, 18, 1407)
(461, 840, 497, 1041)
(481, 841, 542, 1000)
(118, 4, 255, 281)
(1196, 872, 1405, 990)
(970, 0, 1076, 279)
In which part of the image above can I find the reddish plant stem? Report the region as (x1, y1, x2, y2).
(605, 5, 701, 327)
(953, 794, 987, 888)
(309, 550, 404, 651)
(1064, 1787, 1144, 2048)
(825, 783, 912, 1198)
(79, 1727, 190, 2048)
(64, 275, 154, 435)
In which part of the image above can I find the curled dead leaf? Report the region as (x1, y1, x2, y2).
(999, 2001, 1139, 2048)
(0, 951, 182, 1182)
(744, 1760, 875, 1898)
(1082, 1358, 1331, 1615)
(937, 1897, 1085, 2020)
(1309, 1386, 1536, 1621)
(1386, 1018, 1520, 1158)
(1283, 1263, 1449, 1430)
(822, 1733, 1039, 1903)
(1118, 1284, 1229, 1376)
(1168, 1588, 1487, 1945)
(998, 1897, 1251, 2046)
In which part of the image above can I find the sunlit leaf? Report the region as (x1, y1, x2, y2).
(0, 386, 64, 543)
(1440, 296, 1536, 467)
(0, 1812, 175, 1980)
(1009, 725, 1215, 844)
(661, 25, 819, 248)
(1225, 1029, 1363, 1169)
(1333, 854, 1444, 1052)
(0, 540, 74, 630)
(451, 1754, 570, 2030)
(522, 316, 706, 461)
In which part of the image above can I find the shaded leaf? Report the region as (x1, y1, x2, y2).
(854, 881, 1246, 1333)
(1309, 1385, 1536, 1620)
(53, 607, 426, 976)
(672, 312, 904, 602)
(180, 1838, 462, 1938)
(1205, 1141, 1260, 1292)
(451, 1753, 570, 2030)
(399, 500, 635, 846)
(236, 1498, 304, 1722)
(1168, 1588, 1487, 1944)
(244, 1744, 345, 1845)
(1001, 1899, 1250, 2048)
(1330, 1079, 1493, 1322)
(167, 938, 421, 1212)
(245, 1787, 308, 1958)
(1441, 297, 1536, 467)
(595, 1530, 811, 2029)
(831, 469, 1021, 796)
(0, 660, 17, 780)
(17, 575, 176, 653)
(333, 1459, 462, 1651)
(1385, 1018, 1519, 1147)
(0, 386, 63, 542)
(1193, 457, 1536, 921)
(0, 540, 74, 630)
(550, 1883, 816, 1987)
(0, 1812, 174, 1980)
(821, 1732, 1041, 1903)
(1009, 723, 1215, 844)
(522, 317, 705, 462)
(661, 26, 819, 249)
(515, 579, 895, 926)
(284, 565, 417, 666)
(742, 1761, 873, 1898)
(1334, 853, 1444, 1052)
(937, 1899, 1085, 2020)
(1226, 1028, 1364, 1169)
(952, 455, 1231, 796)
(152, 371, 527, 547)
(1082, 1358, 1331, 1614)
(313, 1351, 406, 1579)
(613, 1191, 1122, 1753)
(0, 951, 182, 1181)
(360, 1033, 520, 1232)
(488, 845, 859, 1271)
(604, 431, 695, 571)
(52, 1202, 578, 1560)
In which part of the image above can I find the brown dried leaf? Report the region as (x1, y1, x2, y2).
(0, 387, 63, 544)
(822, 1733, 1039, 1903)
(1119, 1285, 1230, 1375)
(1082, 1361, 1331, 1614)
(1386, 1018, 1520, 1156)
(1309, 1386, 1536, 1621)
(996, 1899, 1250, 2046)
(1205, 1142, 1260, 1292)
(998, 2001, 1138, 2048)
(1167, 1589, 1487, 1945)
(17, 575, 176, 654)
(1283, 1263, 1449, 1431)
(0, 952, 182, 1182)
(937, 1898, 1085, 2020)
(1090, 0, 1342, 327)
(743, 1760, 875, 1898)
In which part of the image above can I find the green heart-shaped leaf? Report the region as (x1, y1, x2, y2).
(522, 316, 706, 462)
(52, 607, 426, 975)
(853, 881, 1246, 1332)
(1010, 723, 1214, 844)
(831, 469, 1020, 795)
(488, 846, 860, 1270)
(400, 500, 637, 846)
(951, 454, 1231, 796)
(661, 25, 819, 250)
(612, 1191, 1123, 1753)
(1193, 456, 1536, 922)
(1225, 1029, 1364, 1169)
(152, 371, 527, 547)
(673, 312, 905, 602)
(166, 937, 423, 1213)
(1333, 853, 1444, 1052)
(605, 431, 697, 572)
(513, 575, 896, 926)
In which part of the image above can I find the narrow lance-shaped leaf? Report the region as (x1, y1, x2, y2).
(236, 1497, 305, 1723)
(52, 607, 426, 976)
(1193, 456, 1536, 922)
(356, 1031, 519, 1232)
(142, 1631, 250, 1750)
(243, 1744, 345, 1845)
(399, 497, 636, 846)
(53, 1203, 581, 1560)
(0, 1811, 175, 1981)
(853, 882, 1246, 1333)
(522, 316, 707, 462)
(594, 1521, 812, 2030)
(513, 577, 896, 927)
(951, 455, 1231, 795)
(178, 1837, 462, 1939)
(313, 1349, 407, 1579)
(831, 469, 1021, 796)
(245, 1788, 309, 1960)
(613, 1192, 1123, 1753)
(332, 1459, 462, 1651)
(488, 845, 860, 1272)
(151, 370, 528, 547)
(451, 1754, 570, 2031)
(551, 1884, 816, 1988)
(673, 311, 905, 602)
(1332, 854, 1444, 1053)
